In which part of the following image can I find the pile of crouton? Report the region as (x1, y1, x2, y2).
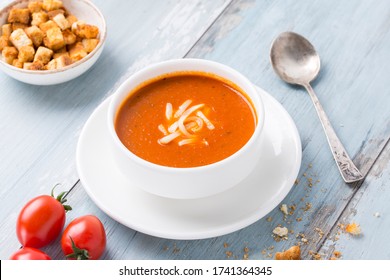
(0, 0, 100, 71)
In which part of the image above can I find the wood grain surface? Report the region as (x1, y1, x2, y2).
(1, 0, 389, 260)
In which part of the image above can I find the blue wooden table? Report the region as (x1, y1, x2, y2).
(1, 0, 390, 260)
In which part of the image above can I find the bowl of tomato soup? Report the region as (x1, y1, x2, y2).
(107, 59, 265, 199)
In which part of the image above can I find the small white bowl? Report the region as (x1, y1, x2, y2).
(107, 59, 266, 199)
(0, 0, 106, 85)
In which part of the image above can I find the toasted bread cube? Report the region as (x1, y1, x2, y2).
(2, 46, 18, 64)
(8, 9, 30, 24)
(28, 1, 43, 13)
(24, 26, 44, 47)
(56, 46, 67, 53)
(31, 11, 49, 26)
(12, 23, 29, 31)
(68, 42, 87, 61)
(39, 20, 58, 33)
(0, 36, 10, 51)
(10, 29, 33, 50)
(2, 24, 12, 38)
(12, 58, 24, 68)
(47, 9, 65, 19)
(52, 14, 69, 30)
(18, 45, 35, 63)
(53, 51, 69, 59)
(46, 59, 57, 70)
(62, 29, 76, 45)
(55, 54, 72, 68)
(34, 46, 53, 64)
(18, 46, 35, 62)
(28, 60, 45, 70)
(23, 62, 33, 69)
(42, 0, 63, 12)
(66, 15, 78, 27)
(47, 54, 72, 70)
(72, 21, 99, 39)
(82, 38, 99, 53)
(43, 27, 65, 50)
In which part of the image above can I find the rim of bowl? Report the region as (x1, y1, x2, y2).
(108, 58, 265, 173)
(0, 0, 107, 75)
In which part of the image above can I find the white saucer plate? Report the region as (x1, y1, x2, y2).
(76, 86, 302, 240)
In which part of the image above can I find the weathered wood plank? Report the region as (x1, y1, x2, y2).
(319, 140, 390, 259)
(0, 0, 231, 259)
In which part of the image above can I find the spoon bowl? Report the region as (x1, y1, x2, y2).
(270, 31, 364, 183)
(270, 32, 320, 85)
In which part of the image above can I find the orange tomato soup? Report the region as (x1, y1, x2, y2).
(115, 72, 256, 168)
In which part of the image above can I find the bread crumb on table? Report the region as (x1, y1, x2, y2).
(345, 222, 361, 235)
(275, 246, 301, 260)
(273, 226, 288, 237)
(280, 204, 288, 215)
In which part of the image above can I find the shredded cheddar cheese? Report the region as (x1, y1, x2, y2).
(158, 100, 215, 146)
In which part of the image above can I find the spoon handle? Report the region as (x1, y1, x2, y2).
(303, 84, 364, 183)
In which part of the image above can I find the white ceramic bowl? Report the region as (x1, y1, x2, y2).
(0, 0, 106, 85)
(107, 59, 265, 199)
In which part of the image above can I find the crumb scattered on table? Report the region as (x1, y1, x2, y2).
(275, 245, 301, 260)
(273, 226, 288, 237)
(280, 204, 288, 215)
(345, 222, 361, 235)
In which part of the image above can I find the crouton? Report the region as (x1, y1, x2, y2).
(2, 46, 18, 64)
(28, 1, 43, 13)
(66, 15, 78, 27)
(24, 26, 44, 47)
(52, 14, 69, 30)
(0, 36, 10, 51)
(43, 27, 65, 50)
(82, 38, 99, 53)
(28, 60, 45, 70)
(31, 11, 49, 26)
(8, 9, 30, 24)
(46, 59, 57, 70)
(18, 45, 35, 63)
(12, 23, 28, 31)
(34, 46, 53, 64)
(68, 42, 87, 61)
(275, 246, 301, 260)
(23, 62, 33, 69)
(2, 24, 12, 38)
(39, 20, 58, 32)
(46, 54, 72, 70)
(72, 21, 99, 39)
(42, 0, 63, 12)
(10, 29, 33, 50)
(55, 46, 67, 53)
(53, 51, 69, 59)
(12, 58, 24, 68)
(47, 9, 65, 19)
(55, 54, 72, 68)
(62, 29, 76, 45)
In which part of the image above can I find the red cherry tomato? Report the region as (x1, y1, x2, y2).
(61, 215, 106, 260)
(16, 187, 72, 248)
(10, 247, 51, 260)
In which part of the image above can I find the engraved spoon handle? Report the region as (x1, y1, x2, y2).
(303, 83, 364, 183)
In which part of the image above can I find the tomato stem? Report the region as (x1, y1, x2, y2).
(65, 236, 90, 260)
(51, 185, 72, 212)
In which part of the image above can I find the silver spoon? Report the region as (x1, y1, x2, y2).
(270, 31, 364, 183)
